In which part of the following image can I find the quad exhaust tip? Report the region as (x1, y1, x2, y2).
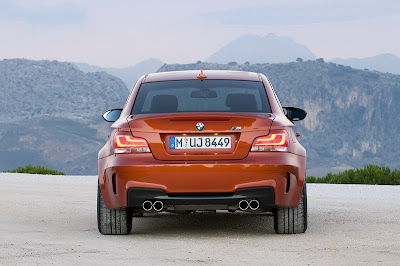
(239, 200, 249, 211)
(153, 201, 164, 212)
(239, 199, 260, 211)
(142, 200, 164, 212)
(249, 200, 260, 211)
(145, 199, 258, 212)
(142, 200, 153, 211)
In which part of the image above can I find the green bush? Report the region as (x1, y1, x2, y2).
(6, 164, 65, 175)
(306, 164, 400, 185)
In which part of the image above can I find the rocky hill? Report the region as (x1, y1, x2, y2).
(0, 59, 128, 174)
(1, 58, 399, 176)
(158, 61, 400, 176)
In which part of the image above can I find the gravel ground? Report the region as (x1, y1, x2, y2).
(0, 173, 399, 265)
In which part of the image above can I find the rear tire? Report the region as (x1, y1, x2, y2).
(97, 184, 132, 235)
(274, 182, 308, 234)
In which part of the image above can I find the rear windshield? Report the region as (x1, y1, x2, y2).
(131, 80, 271, 114)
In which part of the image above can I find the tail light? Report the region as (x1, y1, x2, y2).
(251, 130, 288, 152)
(114, 132, 151, 154)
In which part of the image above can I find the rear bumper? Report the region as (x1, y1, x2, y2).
(127, 187, 274, 211)
(98, 152, 306, 209)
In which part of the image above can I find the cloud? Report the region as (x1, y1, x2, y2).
(205, 1, 400, 26)
(0, 0, 86, 25)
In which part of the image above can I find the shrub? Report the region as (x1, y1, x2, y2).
(306, 164, 400, 185)
(6, 164, 65, 175)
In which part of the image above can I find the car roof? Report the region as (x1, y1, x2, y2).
(143, 70, 262, 83)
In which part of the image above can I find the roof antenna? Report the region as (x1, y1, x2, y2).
(197, 70, 207, 79)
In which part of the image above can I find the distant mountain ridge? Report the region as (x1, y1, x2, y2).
(159, 61, 400, 176)
(75, 58, 164, 87)
(207, 33, 316, 64)
(206, 33, 400, 75)
(73, 35, 400, 85)
(330, 53, 400, 75)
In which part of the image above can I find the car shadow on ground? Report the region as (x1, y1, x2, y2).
(129, 211, 276, 236)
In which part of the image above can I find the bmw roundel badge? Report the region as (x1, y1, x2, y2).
(196, 122, 204, 131)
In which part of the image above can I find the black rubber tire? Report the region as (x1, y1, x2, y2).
(97, 184, 132, 235)
(274, 182, 308, 234)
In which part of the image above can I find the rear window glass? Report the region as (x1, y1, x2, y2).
(131, 80, 271, 114)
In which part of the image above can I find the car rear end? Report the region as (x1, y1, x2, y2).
(98, 70, 307, 234)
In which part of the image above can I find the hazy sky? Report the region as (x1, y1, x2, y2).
(1, 0, 399, 67)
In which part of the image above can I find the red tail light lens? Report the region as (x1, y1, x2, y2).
(114, 132, 150, 153)
(251, 130, 288, 152)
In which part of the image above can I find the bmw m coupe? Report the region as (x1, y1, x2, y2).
(98, 70, 307, 234)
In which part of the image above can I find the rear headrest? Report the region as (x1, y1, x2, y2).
(226, 93, 257, 112)
(150, 95, 178, 113)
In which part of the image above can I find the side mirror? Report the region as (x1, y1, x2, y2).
(102, 108, 123, 122)
(283, 107, 307, 121)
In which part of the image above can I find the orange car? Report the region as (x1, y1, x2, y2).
(97, 70, 307, 234)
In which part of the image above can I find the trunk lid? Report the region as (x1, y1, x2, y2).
(127, 113, 274, 161)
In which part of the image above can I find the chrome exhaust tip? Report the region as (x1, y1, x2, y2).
(249, 200, 260, 211)
(238, 200, 249, 211)
(153, 201, 164, 212)
(142, 200, 153, 211)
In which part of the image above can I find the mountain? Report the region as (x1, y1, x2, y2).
(75, 58, 164, 87)
(0, 59, 129, 174)
(2, 58, 400, 177)
(158, 61, 400, 176)
(207, 33, 316, 64)
(331, 53, 400, 75)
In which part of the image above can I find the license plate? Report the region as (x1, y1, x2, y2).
(169, 136, 231, 150)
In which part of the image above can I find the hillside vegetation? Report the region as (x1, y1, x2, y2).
(306, 164, 400, 185)
(6, 164, 65, 175)
(0, 59, 128, 123)
(0, 59, 128, 175)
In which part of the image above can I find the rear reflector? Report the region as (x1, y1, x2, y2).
(251, 130, 288, 152)
(114, 132, 150, 153)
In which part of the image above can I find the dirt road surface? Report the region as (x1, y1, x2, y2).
(0, 173, 399, 265)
